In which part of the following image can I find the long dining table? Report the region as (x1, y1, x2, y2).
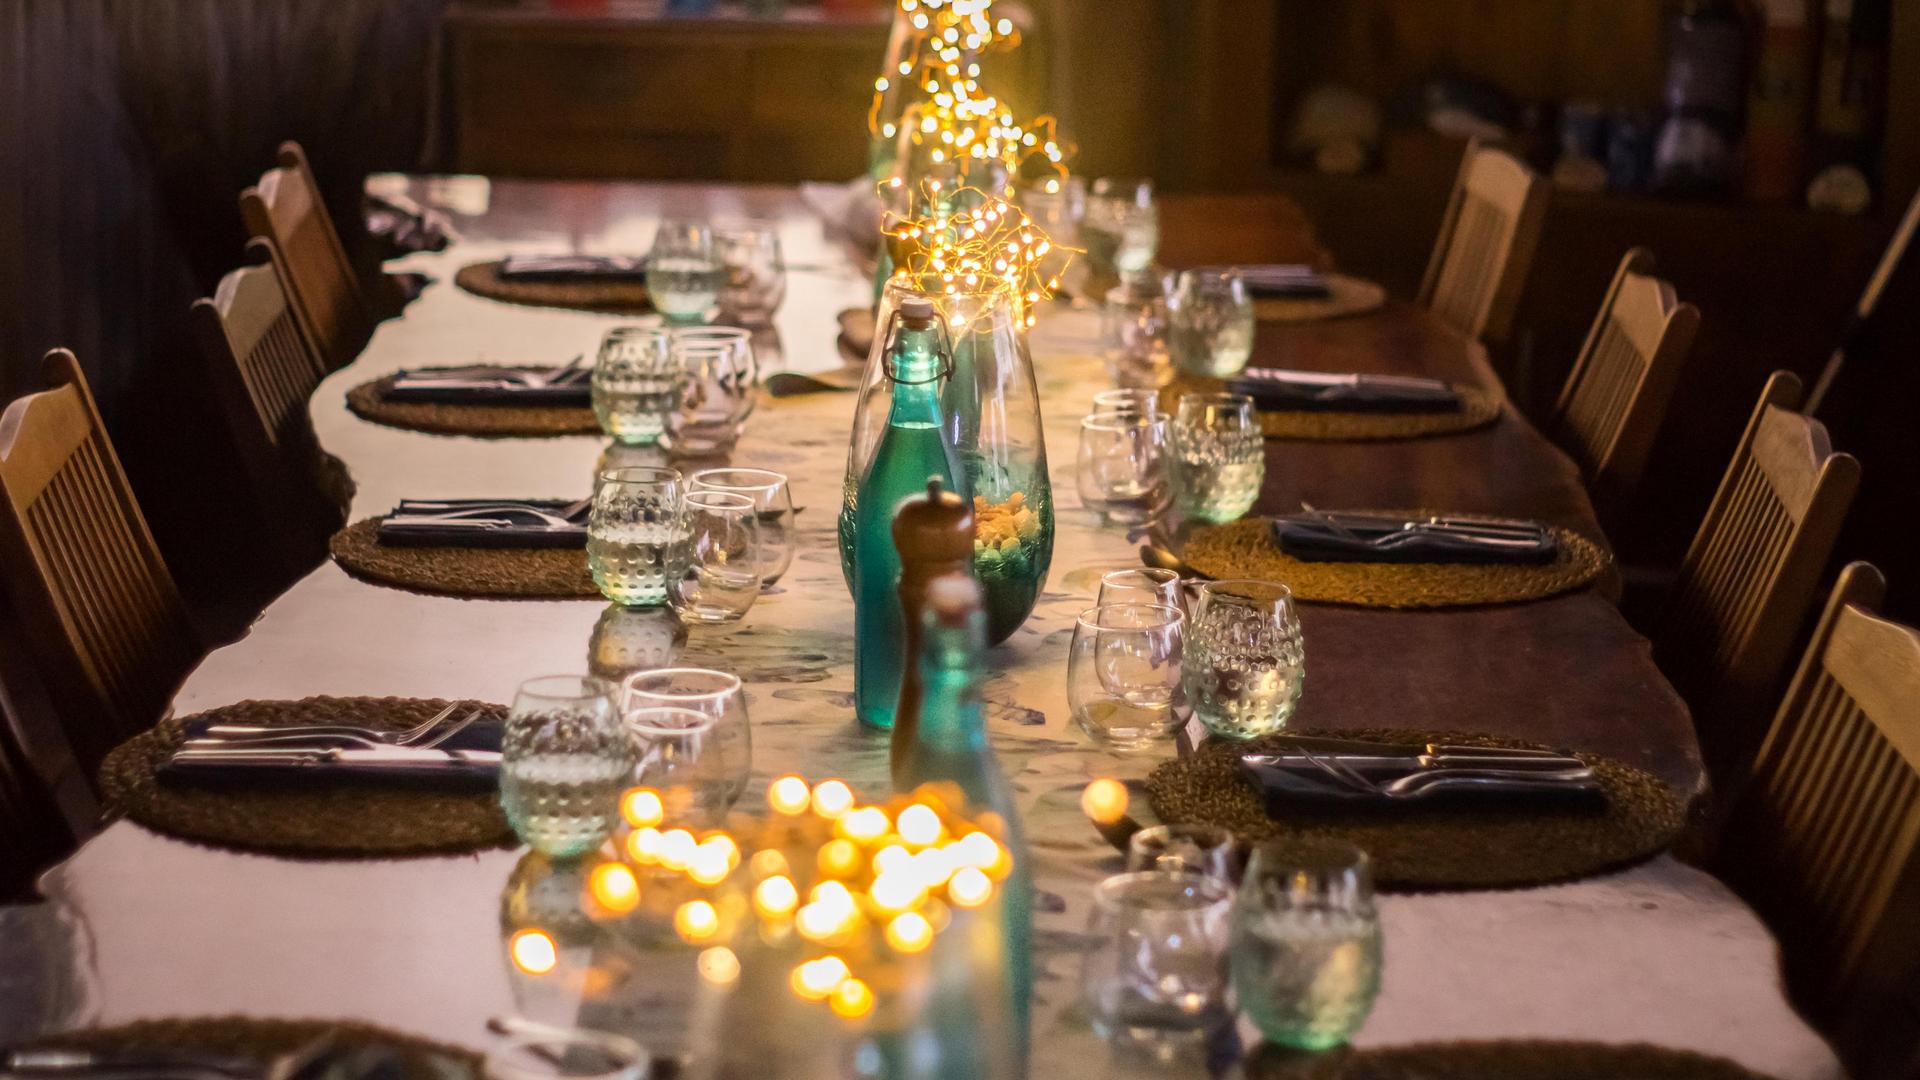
(5, 177, 1843, 1078)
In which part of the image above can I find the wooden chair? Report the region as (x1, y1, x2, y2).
(192, 244, 344, 571)
(1655, 371, 1860, 779)
(1717, 562, 1920, 1080)
(239, 141, 372, 370)
(0, 351, 198, 776)
(1546, 248, 1700, 521)
(1416, 143, 1550, 346)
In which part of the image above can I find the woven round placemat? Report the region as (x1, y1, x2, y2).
(455, 259, 653, 314)
(1160, 373, 1503, 441)
(345, 369, 600, 439)
(1252, 272, 1387, 323)
(98, 697, 515, 859)
(1180, 515, 1609, 609)
(1245, 1040, 1772, 1080)
(330, 518, 599, 599)
(29, 1017, 478, 1080)
(1145, 728, 1684, 890)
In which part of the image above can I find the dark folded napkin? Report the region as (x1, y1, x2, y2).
(498, 254, 648, 281)
(382, 364, 591, 406)
(376, 498, 589, 548)
(1230, 263, 1332, 299)
(1272, 512, 1559, 565)
(1239, 749, 1605, 811)
(1227, 367, 1462, 413)
(158, 745, 499, 789)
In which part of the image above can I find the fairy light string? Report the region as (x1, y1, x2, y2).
(881, 177, 1073, 328)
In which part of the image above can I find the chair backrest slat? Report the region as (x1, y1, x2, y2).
(1721, 563, 1920, 1078)
(1549, 249, 1699, 519)
(239, 141, 369, 370)
(1657, 371, 1860, 780)
(1416, 144, 1549, 345)
(0, 351, 197, 775)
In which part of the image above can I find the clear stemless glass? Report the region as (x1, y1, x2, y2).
(1168, 269, 1256, 378)
(589, 466, 688, 609)
(1170, 392, 1265, 524)
(593, 325, 676, 446)
(1068, 603, 1186, 750)
(1184, 579, 1306, 739)
(1098, 567, 1184, 612)
(665, 330, 758, 457)
(1101, 275, 1173, 385)
(689, 467, 796, 586)
(1082, 870, 1234, 1046)
(715, 223, 787, 324)
(646, 219, 723, 324)
(627, 705, 729, 828)
(1126, 824, 1238, 886)
(1093, 388, 1163, 419)
(1077, 411, 1170, 526)
(484, 1028, 649, 1080)
(622, 667, 751, 810)
(667, 490, 762, 624)
(1085, 177, 1159, 279)
(1232, 841, 1383, 1050)
(501, 675, 631, 859)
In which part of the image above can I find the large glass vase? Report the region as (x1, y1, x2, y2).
(840, 280, 1053, 645)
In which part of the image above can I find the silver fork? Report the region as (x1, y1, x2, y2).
(200, 701, 461, 745)
(396, 496, 592, 526)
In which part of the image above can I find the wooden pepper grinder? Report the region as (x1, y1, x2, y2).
(890, 477, 976, 786)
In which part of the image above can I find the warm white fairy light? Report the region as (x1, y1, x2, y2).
(883, 179, 1073, 326)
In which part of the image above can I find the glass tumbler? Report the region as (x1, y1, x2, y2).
(623, 667, 751, 810)
(1101, 276, 1172, 383)
(1081, 870, 1234, 1045)
(1168, 269, 1256, 378)
(1085, 178, 1159, 279)
(715, 223, 787, 324)
(1231, 841, 1382, 1050)
(667, 490, 762, 624)
(1077, 411, 1170, 526)
(1098, 567, 1184, 612)
(646, 219, 723, 324)
(1093, 388, 1162, 419)
(500, 675, 631, 858)
(588, 466, 688, 609)
(1170, 392, 1265, 524)
(1184, 579, 1306, 739)
(627, 705, 729, 828)
(665, 330, 758, 456)
(1127, 824, 1238, 886)
(592, 326, 675, 446)
(1068, 603, 1186, 749)
(690, 467, 796, 586)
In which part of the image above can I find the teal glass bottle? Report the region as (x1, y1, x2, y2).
(852, 297, 966, 732)
(897, 574, 1033, 1072)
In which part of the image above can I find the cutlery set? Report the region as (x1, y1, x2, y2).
(165, 705, 498, 779)
(1239, 734, 1603, 807)
(385, 356, 590, 403)
(1276, 505, 1559, 565)
(376, 497, 592, 548)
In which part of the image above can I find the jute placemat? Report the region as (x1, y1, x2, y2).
(1252, 273, 1387, 323)
(29, 1017, 478, 1080)
(1245, 1040, 1773, 1080)
(1146, 729, 1684, 890)
(1180, 515, 1609, 609)
(330, 519, 599, 599)
(1161, 373, 1503, 442)
(455, 259, 652, 314)
(345, 369, 600, 439)
(98, 697, 515, 859)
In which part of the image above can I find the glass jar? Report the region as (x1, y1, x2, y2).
(841, 280, 1054, 645)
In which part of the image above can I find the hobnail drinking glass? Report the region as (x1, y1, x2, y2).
(1081, 870, 1234, 1047)
(500, 675, 630, 858)
(1183, 579, 1305, 739)
(622, 667, 751, 810)
(1077, 411, 1170, 526)
(690, 467, 796, 586)
(667, 490, 761, 624)
(664, 328, 758, 456)
(1168, 269, 1256, 378)
(589, 466, 688, 609)
(592, 326, 676, 446)
(1068, 603, 1186, 749)
(715, 223, 787, 324)
(646, 219, 723, 324)
(1231, 841, 1382, 1050)
(1170, 392, 1264, 524)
